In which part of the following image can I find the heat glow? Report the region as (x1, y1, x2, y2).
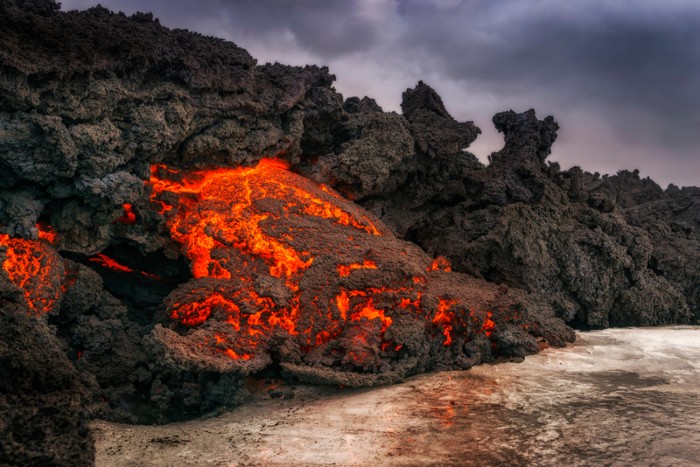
(116, 203, 137, 225)
(149, 158, 498, 367)
(0, 224, 63, 314)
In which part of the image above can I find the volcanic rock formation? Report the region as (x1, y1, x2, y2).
(0, 0, 697, 464)
(0, 301, 95, 466)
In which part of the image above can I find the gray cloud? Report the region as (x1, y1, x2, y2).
(399, 1, 700, 151)
(59, 0, 700, 187)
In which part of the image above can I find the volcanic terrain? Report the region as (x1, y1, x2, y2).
(0, 1, 698, 465)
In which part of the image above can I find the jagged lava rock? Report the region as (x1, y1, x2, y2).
(0, 302, 94, 466)
(311, 90, 694, 328)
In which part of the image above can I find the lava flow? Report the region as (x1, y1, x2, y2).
(0, 224, 65, 314)
(149, 158, 510, 372)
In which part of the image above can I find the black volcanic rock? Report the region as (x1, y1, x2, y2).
(0, 302, 94, 466)
(297, 95, 415, 201)
(583, 170, 700, 320)
(402, 81, 481, 160)
(491, 109, 558, 168)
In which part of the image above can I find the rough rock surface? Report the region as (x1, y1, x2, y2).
(307, 84, 695, 328)
(583, 171, 700, 320)
(0, 302, 94, 466)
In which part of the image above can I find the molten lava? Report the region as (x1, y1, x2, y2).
(89, 254, 133, 273)
(337, 260, 378, 277)
(0, 224, 64, 314)
(428, 256, 452, 272)
(149, 158, 507, 370)
(150, 159, 381, 282)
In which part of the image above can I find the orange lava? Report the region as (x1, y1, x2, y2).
(0, 224, 63, 314)
(88, 253, 161, 280)
(173, 293, 242, 327)
(428, 256, 452, 272)
(36, 222, 58, 244)
(89, 253, 133, 273)
(481, 311, 496, 337)
(337, 259, 377, 277)
(150, 159, 374, 280)
(433, 298, 457, 345)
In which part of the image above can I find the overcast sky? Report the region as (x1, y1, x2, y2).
(60, 0, 700, 188)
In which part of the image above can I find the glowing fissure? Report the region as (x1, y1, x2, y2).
(433, 298, 457, 345)
(337, 259, 378, 277)
(89, 253, 133, 273)
(88, 253, 161, 280)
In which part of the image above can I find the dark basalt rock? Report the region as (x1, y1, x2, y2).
(0, 302, 94, 466)
(298, 95, 415, 201)
(491, 109, 558, 168)
(583, 170, 700, 320)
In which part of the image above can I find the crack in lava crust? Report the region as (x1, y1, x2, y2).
(148, 158, 530, 377)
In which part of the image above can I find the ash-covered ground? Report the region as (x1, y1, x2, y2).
(0, 1, 698, 465)
(92, 327, 700, 466)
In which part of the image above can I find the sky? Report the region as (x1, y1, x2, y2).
(60, 0, 700, 188)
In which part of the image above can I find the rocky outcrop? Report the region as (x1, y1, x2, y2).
(583, 171, 700, 320)
(310, 98, 694, 328)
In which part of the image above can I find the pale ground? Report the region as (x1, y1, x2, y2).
(93, 326, 700, 466)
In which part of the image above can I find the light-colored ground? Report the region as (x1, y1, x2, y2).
(93, 326, 700, 466)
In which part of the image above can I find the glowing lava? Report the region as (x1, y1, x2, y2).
(116, 203, 137, 225)
(149, 159, 504, 369)
(150, 159, 382, 281)
(88, 253, 161, 280)
(0, 224, 64, 314)
(338, 260, 378, 277)
(428, 256, 452, 272)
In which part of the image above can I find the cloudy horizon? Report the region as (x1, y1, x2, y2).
(60, 0, 700, 188)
